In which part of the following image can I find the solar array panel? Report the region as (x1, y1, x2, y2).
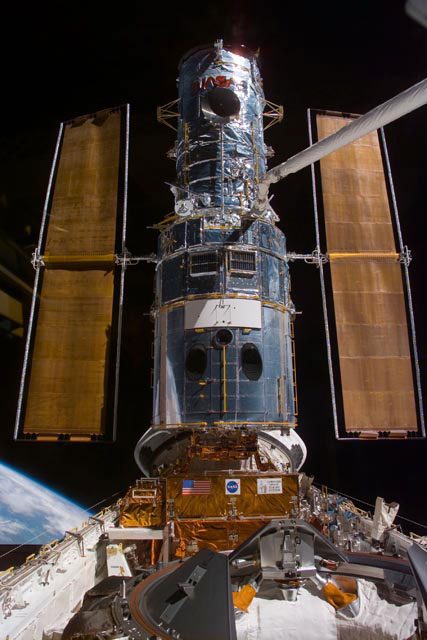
(313, 113, 421, 438)
(15, 106, 128, 441)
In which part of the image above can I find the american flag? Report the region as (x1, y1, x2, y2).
(182, 479, 212, 495)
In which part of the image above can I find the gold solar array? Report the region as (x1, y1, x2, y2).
(17, 107, 126, 440)
(316, 114, 417, 436)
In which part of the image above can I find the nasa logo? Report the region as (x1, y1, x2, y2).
(225, 478, 241, 495)
(192, 75, 233, 93)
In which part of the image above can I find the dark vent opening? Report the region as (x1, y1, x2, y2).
(186, 345, 207, 379)
(215, 329, 233, 346)
(207, 87, 240, 118)
(190, 252, 218, 275)
(242, 343, 262, 380)
(228, 250, 256, 275)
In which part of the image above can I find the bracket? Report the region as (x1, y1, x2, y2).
(115, 249, 157, 267)
(65, 530, 85, 556)
(399, 245, 412, 267)
(31, 248, 45, 270)
(286, 247, 328, 267)
(263, 100, 284, 130)
(157, 99, 180, 132)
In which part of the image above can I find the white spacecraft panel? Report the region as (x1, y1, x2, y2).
(184, 298, 262, 329)
(235, 580, 417, 640)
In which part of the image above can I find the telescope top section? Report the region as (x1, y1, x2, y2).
(178, 41, 259, 70)
(169, 39, 275, 224)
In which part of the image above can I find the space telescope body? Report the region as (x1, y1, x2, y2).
(3, 41, 427, 640)
(135, 42, 305, 477)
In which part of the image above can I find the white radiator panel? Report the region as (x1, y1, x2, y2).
(185, 298, 262, 329)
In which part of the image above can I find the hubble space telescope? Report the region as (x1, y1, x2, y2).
(3, 40, 427, 640)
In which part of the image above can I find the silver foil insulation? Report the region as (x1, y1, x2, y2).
(175, 41, 267, 223)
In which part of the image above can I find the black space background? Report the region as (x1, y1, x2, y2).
(0, 1, 426, 535)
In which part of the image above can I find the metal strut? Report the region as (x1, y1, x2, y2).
(286, 248, 328, 267)
(115, 249, 158, 267)
(399, 245, 412, 267)
(263, 99, 284, 130)
(307, 108, 340, 440)
(31, 248, 45, 270)
(157, 99, 181, 131)
(379, 127, 425, 437)
(64, 530, 85, 556)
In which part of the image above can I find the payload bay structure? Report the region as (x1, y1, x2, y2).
(3, 41, 427, 640)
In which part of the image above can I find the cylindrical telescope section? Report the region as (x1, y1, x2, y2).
(135, 42, 304, 477)
(176, 42, 266, 217)
(151, 218, 297, 431)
